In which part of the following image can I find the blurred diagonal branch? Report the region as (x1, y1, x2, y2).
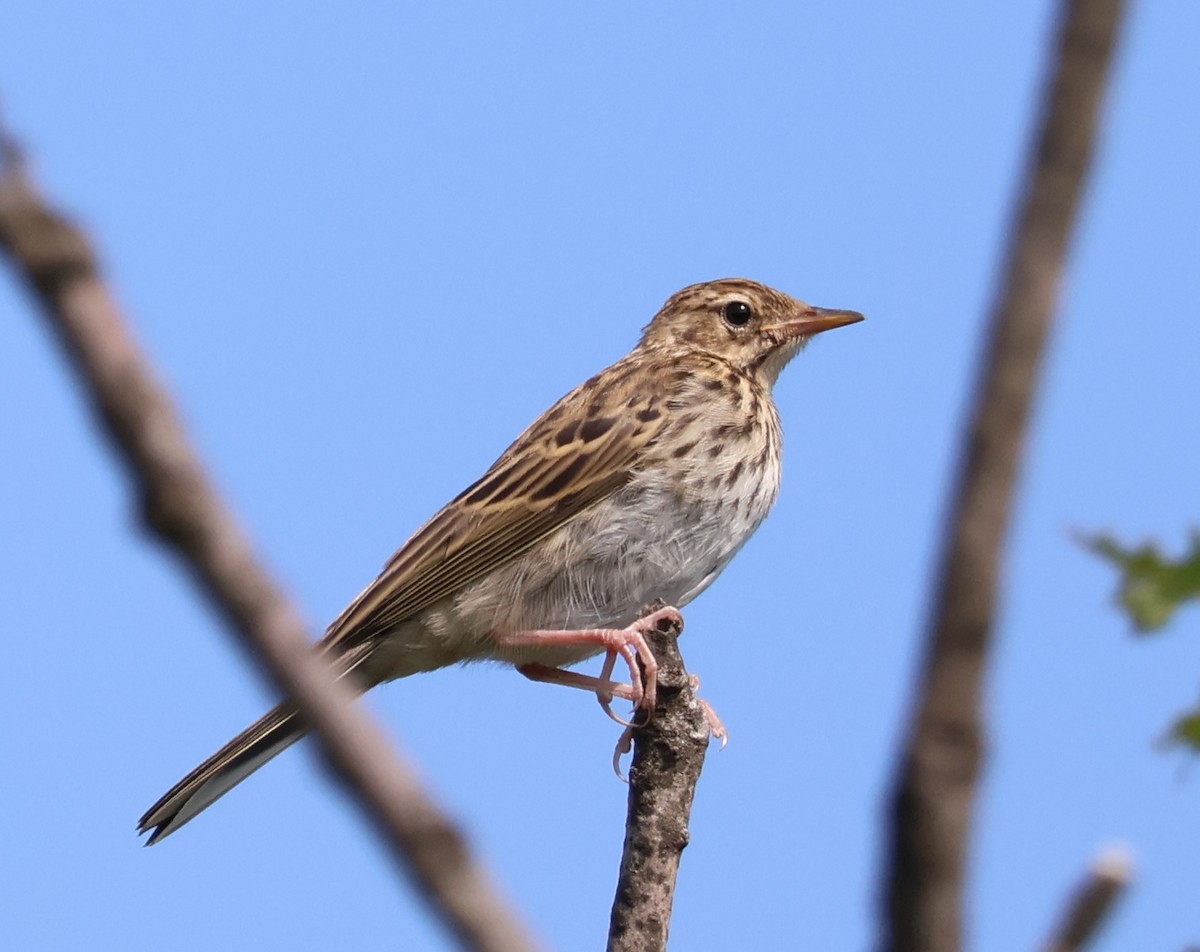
(0, 126, 540, 952)
(879, 2, 1126, 951)
(1039, 848, 1132, 952)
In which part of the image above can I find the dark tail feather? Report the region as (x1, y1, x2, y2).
(138, 704, 305, 844)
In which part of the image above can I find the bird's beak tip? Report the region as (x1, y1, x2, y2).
(782, 307, 865, 339)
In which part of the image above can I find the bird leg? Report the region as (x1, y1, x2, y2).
(506, 605, 682, 719)
(518, 659, 643, 728)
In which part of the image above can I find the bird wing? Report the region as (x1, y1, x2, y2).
(321, 357, 668, 655)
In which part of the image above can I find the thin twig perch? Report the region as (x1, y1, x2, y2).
(608, 609, 709, 952)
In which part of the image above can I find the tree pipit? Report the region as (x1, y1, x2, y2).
(139, 278, 863, 843)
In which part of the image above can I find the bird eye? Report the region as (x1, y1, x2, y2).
(722, 301, 753, 327)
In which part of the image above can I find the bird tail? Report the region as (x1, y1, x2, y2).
(138, 704, 305, 845)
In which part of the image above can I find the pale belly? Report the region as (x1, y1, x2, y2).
(427, 464, 780, 669)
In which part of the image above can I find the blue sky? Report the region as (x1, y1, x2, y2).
(2, 3, 1198, 950)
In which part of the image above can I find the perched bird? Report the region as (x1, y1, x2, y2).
(139, 278, 863, 843)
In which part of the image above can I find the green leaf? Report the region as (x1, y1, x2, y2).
(1084, 531, 1200, 634)
(1163, 710, 1200, 752)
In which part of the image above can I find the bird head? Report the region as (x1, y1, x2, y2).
(641, 278, 863, 387)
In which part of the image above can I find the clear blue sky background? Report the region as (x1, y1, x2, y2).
(2, 3, 1198, 950)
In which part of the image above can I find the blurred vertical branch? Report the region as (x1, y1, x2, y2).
(879, 2, 1126, 951)
(0, 126, 541, 952)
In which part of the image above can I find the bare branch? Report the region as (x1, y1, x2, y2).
(608, 611, 708, 952)
(0, 127, 541, 952)
(879, 3, 1127, 951)
(1039, 848, 1132, 952)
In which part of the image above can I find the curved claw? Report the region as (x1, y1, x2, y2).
(599, 695, 641, 729)
(687, 674, 729, 748)
(612, 726, 635, 781)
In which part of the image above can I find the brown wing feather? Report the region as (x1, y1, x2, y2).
(320, 355, 667, 654)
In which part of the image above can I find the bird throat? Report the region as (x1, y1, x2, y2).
(755, 337, 806, 388)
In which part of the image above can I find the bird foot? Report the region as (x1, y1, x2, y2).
(611, 672, 728, 779)
(510, 606, 682, 716)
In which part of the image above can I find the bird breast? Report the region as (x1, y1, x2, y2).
(446, 370, 783, 666)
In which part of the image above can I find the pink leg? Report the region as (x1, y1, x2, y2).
(501, 606, 682, 717)
(518, 662, 643, 727)
(590, 649, 627, 723)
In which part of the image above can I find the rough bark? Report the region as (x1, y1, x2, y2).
(608, 610, 709, 952)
